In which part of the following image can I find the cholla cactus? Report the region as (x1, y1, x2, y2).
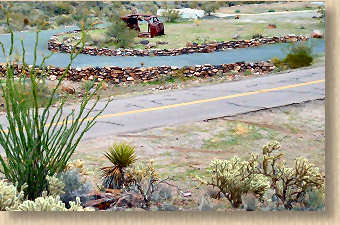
(197, 141, 325, 210)
(46, 176, 65, 197)
(66, 159, 88, 175)
(0, 179, 26, 211)
(257, 142, 325, 209)
(197, 157, 270, 208)
(7, 192, 94, 211)
(271, 157, 325, 209)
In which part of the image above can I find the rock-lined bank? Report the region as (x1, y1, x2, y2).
(0, 61, 276, 84)
(48, 30, 309, 57)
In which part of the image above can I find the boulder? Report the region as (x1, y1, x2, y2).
(232, 34, 240, 40)
(267, 24, 277, 29)
(139, 40, 149, 45)
(312, 30, 323, 38)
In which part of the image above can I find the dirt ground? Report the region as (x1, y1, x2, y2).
(217, 1, 321, 14)
(74, 99, 325, 203)
(61, 5, 323, 50)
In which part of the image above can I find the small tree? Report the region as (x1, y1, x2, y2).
(161, 9, 182, 23)
(105, 13, 138, 48)
(201, 2, 221, 16)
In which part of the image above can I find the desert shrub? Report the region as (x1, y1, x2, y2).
(0, 79, 52, 110)
(283, 42, 313, 69)
(58, 169, 92, 208)
(88, 32, 106, 48)
(73, 6, 98, 30)
(161, 9, 182, 23)
(56, 15, 74, 26)
(268, 9, 275, 13)
(252, 33, 264, 39)
(243, 70, 252, 76)
(125, 160, 162, 209)
(105, 15, 138, 48)
(273, 42, 314, 69)
(201, 2, 221, 16)
(271, 56, 289, 71)
(101, 143, 137, 189)
(0, 11, 108, 200)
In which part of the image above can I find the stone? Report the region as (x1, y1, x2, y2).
(241, 192, 257, 211)
(186, 42, 194, 48)
(49, 75, 57, 81)
(312, 30, 323, 38)
(139, 40, 149, 45)
(61, 86, 75, 94)
(127, 77, 134, 81)
(115, 193, 144, 208)
(268, 24, 277, 29)
(156, 41, 168, 45)
(232, 34, 240, 40)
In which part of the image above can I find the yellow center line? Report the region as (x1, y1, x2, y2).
(1, 79, 325, 132)
(94, 79, 325, 120)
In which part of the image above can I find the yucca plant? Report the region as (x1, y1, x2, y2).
(0, 7, 109, 200)
(101, 143, 137, 189)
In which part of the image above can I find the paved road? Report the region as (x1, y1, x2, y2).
(0, 66, 325, 142)
(63, 66, 324, 140)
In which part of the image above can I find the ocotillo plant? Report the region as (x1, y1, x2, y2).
(0, 7, 109, 200)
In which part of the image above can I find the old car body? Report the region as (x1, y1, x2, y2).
(121, 14, 164, 38)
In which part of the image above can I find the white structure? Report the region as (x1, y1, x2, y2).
(157, 8, 205, 19)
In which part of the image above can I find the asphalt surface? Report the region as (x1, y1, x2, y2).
(0, 66, 325, 154)
(63, 66, 324, 140)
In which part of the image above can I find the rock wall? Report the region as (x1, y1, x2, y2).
(0, 61, 276, 84)
(48, 30, 309, 57)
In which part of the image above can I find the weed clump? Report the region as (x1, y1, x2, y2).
(272, 42, 314, 69)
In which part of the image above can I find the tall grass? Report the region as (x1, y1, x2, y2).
(0, 8, 109, 200)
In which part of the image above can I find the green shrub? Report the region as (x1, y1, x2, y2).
(201, 2, 221, 16)
(268, 9, 275, 13)
(105, 14, 138, 48)
(283, 42, 313, 68)
(56, 15, 74, 26)
(235, 9, 241, 13)
(161, 9, 182, 23)
(81, 80, 95, 92)
(273, 42, 314, 70)
(88, 33, 106, 48)
(0, 79, 52, 110)
(0, 12, 108, 200)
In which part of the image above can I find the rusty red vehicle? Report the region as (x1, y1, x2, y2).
(121, 14, 164, 38)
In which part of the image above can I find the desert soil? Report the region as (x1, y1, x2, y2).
(74, 99, 325, 203)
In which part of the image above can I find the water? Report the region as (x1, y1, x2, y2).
(0, 28, 325, 68)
